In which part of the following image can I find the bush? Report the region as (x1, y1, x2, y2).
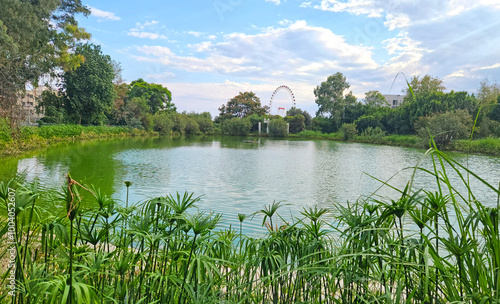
(221, 117, 251, 136)
(0, 118, 12, 142)
(311, 117, 336, 133)
(340, 123, 357, 141)
(360, 126, 385, 138)
(193, 116, 214, 134)
(269, 118, 288, 137)
(153, 114, 174, 135)
(184, 117, 202, 135)
(415, 109, 472, 147)
(285, 114, 305, 134)
(476, 117, 500, 138)
(355, 115, 384, 133)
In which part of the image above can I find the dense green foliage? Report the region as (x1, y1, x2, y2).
(314, 72, 357, 130)
(415, 109, 473, 147)
(2, 147, 500, 303)
(217, 92, 269, 122)
(128, 78, 175, 114)
(0, 0, 89, 124)
(268, 118, 288, 137)
(0, 124, 142, 143)
(62, 43, 116, 125)
(221, 117, 251, 136)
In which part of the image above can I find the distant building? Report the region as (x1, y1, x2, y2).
(383, 94, 405, 108)
(17, 87, 47, 124)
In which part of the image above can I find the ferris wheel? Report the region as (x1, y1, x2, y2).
(269, 85, 296, 116)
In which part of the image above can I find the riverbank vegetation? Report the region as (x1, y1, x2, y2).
(2, 0, 499, 156)
(1, 145, 500, 303)
(0, 121, 152, 155)
(211, 75, 500, 155)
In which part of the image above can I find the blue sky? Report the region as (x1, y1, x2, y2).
(79, 0, 500, 116)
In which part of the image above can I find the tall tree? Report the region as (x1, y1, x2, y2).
(0, 0, 90, 125)
(403, 75, 445, 103)
(218, 91, 269, 120)
(63, 43, 115, 125)
(128, 78, 175, 114)
(314, 72, 352, 129)
(477, 79, 500, 107)
(286, 107, 312, 127)
(364, 90, 389, 107)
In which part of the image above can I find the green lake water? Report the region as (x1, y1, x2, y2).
(1, 136, 500, 235)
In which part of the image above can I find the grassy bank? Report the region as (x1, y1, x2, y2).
(292, 130, 421, 148)
(1, 147, 499, 303)
(292, 130, 500, 156)
(0, 124, 155, 156)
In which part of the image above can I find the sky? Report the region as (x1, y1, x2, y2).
(79, 0, 500, 117)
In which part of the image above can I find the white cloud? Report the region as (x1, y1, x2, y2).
(127, 20, 394, 111)
(384, 13, 410, 31)
(473, 63, 500, 71)
(446, 70, 466, 78)
(187, 31, 202, 37)
(311, 0, 384, 17)
(266, 0, 282, 5)
(127, 30, 167, 40)
(135, 20, 158, 29)
(89, 7, 121, 21)
(131, 20, 378, 80)
(127, 20, 168, 40)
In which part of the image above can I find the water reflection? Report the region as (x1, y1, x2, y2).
(2, 136, 500, 235)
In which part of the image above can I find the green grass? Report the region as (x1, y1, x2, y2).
(0, 124, 153, 155)
(452, 137, 500, 155)
(1, 143, 500, 303)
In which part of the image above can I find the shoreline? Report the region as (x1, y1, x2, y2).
(0, 125, 157, 157)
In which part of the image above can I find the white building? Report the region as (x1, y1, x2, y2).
(383, 94, 405, 108)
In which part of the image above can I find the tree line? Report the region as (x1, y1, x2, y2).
(1, 1, 499, 144)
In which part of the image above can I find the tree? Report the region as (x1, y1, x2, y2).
(269, 118, 288, 137)
(404, 75, 445, 103)
(218, 91, 269, 121)
(287, 107, 312, 127)
(0, 0, 90, 125)
(37, 91, 65, 124)
(128, 79, 175, 114)
(221, 117, 252, 136)
(414, 109, 472, 147)
(340, 123, 357, 141)
(477, 79, 500, 107)
(63, 43, 115, 125)
(355, 115, 384, 133)
(285, 114, 305, 134)
(125, 97, 150, 129)
(489, 95, 500, 123)
(364, 90, 389, 107)
(314, 72, 352, 130)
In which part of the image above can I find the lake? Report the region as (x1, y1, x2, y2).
(1, 136, 500, 235)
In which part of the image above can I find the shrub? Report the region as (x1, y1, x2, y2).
(311, 117, 336, 133)
(192, 116, 214, 134)
(184, 117, 201, 135)
(285, 114, 305, 134)
(269, 118, 288, 137)
(355, 115, 384, 133)
(0, 118, 12, 142)
(415, 109, 472, 147)
(340, 123, 357, 141)
(221, 117, 251, 136)
(360, 126, 385, 138)
(153, 113, 174, 135)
